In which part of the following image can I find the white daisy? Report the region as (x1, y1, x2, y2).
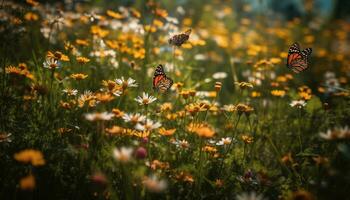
(113, 147, 133, 163)
(122, 113, 146, 124)
(143, 175, 167, 193)
(85, 112, 114, 121)
(43, 57, 60, 69)
(135, 119, 161, 131)
(115, 76, 138, 89)
(289, 100, 307, 108)
(134, 92, 157, 105)
(216, 137, 233, 146)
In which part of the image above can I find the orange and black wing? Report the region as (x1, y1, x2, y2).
(287, 42, 312, 73)
(290, 59, 308, 73)
(157, 77, 173, 93)
(287, 42, 302, 67)
(153, 64, 173, 93)
(153, 64, 166, 89)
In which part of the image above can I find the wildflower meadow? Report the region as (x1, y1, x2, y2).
(1, 0, 350, 199)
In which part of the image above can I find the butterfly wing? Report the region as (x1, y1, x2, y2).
(287, 43, 312, 73)
(301, 48, 312, 61)
(153, 64, 165, 89)
(288, 42, 300, 55)
(157, 77, 173, 93)
(153, 64, 173, 93)
(290, 59, 308, 73)
(287, 42, 302, 67)
(169, 29, 191, 46)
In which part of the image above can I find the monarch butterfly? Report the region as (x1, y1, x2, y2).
(287, 42, 312, 73)
(153, 64, 173, 93)
(168, 29, 191, 47)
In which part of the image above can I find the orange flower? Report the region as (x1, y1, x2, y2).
(194, 126, 215, 138)
(251, 91, 261, 98)
(202, 145, 217, 152)
(158, 128, 176, 136)
(90, 25, 109, 38)
(76, 39, 89, 46)
(14, 149, 45, 166)
(95, 92, 115, 103)
(105, 126, 124, 136)
(76, 57, 90, 64)
(112, 108, 124, 118)
(174, 171, 194, 183)
(106, 10, 124, 19)
(271, 90, 286, 97)
(24, 12, 39, 21)
(154, 8, 168, 18)
(281, 152, 294, 165)
(26, 0, 39, 6)
(20, 175, 35, 190)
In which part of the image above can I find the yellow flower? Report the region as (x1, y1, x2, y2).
(130, 8, 141, 18)
(70, 73, 88, 80)
(5, 65, 35, 80)
(251, 91, 261, 98)
(271, 90, 286, 97)
(173, 82, 184, 90)
(76, 56, 90, 64)
(241, 135, 254, 144)
(160, 102, 173, 112)
(106, 10, 124, 19)
(299, 92, 312, 100)
(24, 12, 39, 21)
(158, 128, 176, 136)
(75, 39, 89, 46)
(270, 57, 282, 64)
(276, 76, 288, 82)
(105, 126, 124, 136)
(20, 175, 36, 190)
(298, 86, 312, 100)
(180, 90, 190, 99)
(60, 101, 72, 110)
(14, 149, 45, 166)
(144, 25, 157, 33)
(194, 126, 215, 138)
(175, 171, 194, 183)
(150, 160, 170, 170)
(235, 103, 254, 115)
(202, 145, 217, 153)
(112, 108, 124, 118)
(153, 19, 164, 28)
(95, 92, 115, 103)
(90, 25, 109, 38)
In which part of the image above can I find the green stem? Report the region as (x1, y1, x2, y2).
(195, 137, 204, 194)
(298, 108, 303, 152)
(219, 114, 242, 174)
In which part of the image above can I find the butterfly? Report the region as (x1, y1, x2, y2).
(168, 29, 191, 47)
(153, 64, 173, 93)
(287, 42, 312, 73)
